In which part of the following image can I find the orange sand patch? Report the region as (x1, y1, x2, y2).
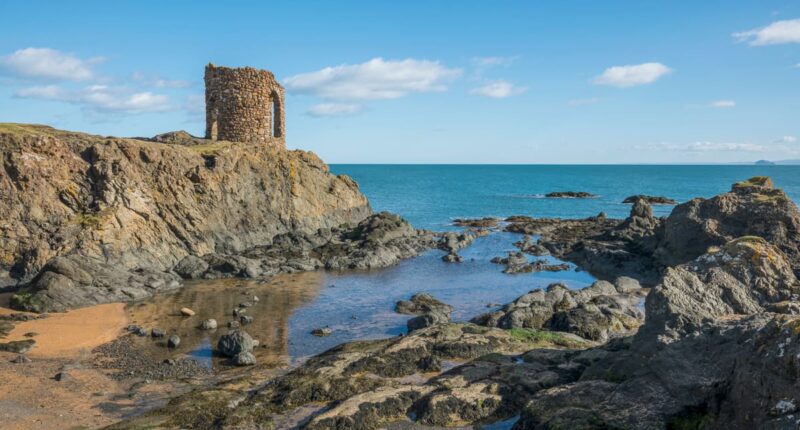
(3, 303, 128, 359)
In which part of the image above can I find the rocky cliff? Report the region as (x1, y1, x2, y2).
(0, 124, 373, 309)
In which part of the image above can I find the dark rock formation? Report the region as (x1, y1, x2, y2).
(395, 293, 453, 316)
(491, 252, 570, 274)
(622, 194, 678, 205)
(472, 279, 646, 343)
(216, 330, 254, 357)
(452, 217, 500, 228)
(545, 191, 597, 198)
(514, 237, 800, 429)
(655, 177, 800, 274)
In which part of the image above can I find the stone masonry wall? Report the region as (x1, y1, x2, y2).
(205, 64, 285, 146)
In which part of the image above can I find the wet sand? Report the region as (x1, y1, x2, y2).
(4, 302, 127, 359)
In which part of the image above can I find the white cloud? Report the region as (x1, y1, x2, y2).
(593, 62, 672, 87)
(284, 58, 462, 100)
(568, 97, 600, 106)
(775, 135, 797, 143)
(15, 84, 171, 114)
(132, 71, 191, 88)
(308, 103, 362, 117)
(656, 141, 766, 152)
(471, 56, 520, 67)
(710, 100, 736, 108)
(733, 19, 800, 46)
(0, 47, 103, 81)
(469, 80, 527, 98)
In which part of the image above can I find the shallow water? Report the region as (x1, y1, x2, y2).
(128, 231, 594, 368)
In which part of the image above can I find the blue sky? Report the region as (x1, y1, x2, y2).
(1, 1, 798, 163)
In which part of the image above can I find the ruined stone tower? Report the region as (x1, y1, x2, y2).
(204, 64, 285, 146)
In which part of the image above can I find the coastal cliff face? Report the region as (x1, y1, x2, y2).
(0, 123, 370, 288)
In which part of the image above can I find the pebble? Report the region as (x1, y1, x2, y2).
(54, 371, 70, 382)
(167, 335, 181, 348)
(228, 320, 241, 329)
(12, 354, 31, 364)
(311, 327, 332, 337)
(151, 328, 166, 338)
(253, 295, 259, 302)
(240, 315, 254, 325)
(200, 319, 218, 330)
(238, 302, 252, 308)
(180, 307, 195, 317)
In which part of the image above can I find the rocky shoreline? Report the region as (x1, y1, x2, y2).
(2, 123, 800, 430)
(101, 176, 800, 430)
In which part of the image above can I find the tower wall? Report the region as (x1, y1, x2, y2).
(204, 64, 285, 146)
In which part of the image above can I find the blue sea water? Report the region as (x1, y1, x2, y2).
(330, 165, 800, 230)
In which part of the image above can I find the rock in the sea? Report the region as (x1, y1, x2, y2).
(441, 252, 463, 263)
(217, 330, 254, 357)
(167, 335, 181, 348)
(179, 307, 195, 317)
(199, 319, 217, 330)
(233, 351, 257, 366)
(452, 217, 499, 228)
(395, 293, 453, 316)
(311, 327, 332, 337)
(407, 310, 451, 332)
(622, 194, 677, 205)
(545, 191, 596, 198)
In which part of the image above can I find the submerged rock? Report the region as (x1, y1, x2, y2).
(311, 327, 332, 337)
(395, 293, 453, 316)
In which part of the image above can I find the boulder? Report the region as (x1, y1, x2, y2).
(217, 330, 254, 357)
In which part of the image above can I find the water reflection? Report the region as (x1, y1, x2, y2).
(125, 272, 322, 369)
(125, 232, 596, 368)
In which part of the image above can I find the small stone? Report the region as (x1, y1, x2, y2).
(232, 308, 242, 317)
(238, 302, 252, 308)
(151, 328, 166, 338)
(311, 327, 332, 337)
(200, 319, 218, 330)
(126, 324, 142, 333)
(167, 335, 181, 348)
(54, 371, 70, 381)
(228, 320, 241, 329)
(163, 359, 176, 366)
(23, 332, 38, 338)
(233, 351, 256, 366)
(134, 327, 148, 337)
(252, 295, 259, 302)
(12, 354, 31, 364)
(240, 315, 254, 325)
(180, 307, 195, 316)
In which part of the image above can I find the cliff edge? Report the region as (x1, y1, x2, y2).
(0, 124, 373, 309)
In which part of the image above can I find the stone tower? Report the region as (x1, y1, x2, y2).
(204, 64, 285, 146)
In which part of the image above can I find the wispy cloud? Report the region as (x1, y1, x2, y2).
(15, 84, 172, 114)
(568, 97, 600, 106)
(284, 58, 462, 100)
(132, 71, 191, 89)
(655, 141, 766, 152)
(710, 100, 736, 108)
(733, 18, 800, 45)
(593, 62, 672, 87)
(0, 47, 103, 81)
(469, 80, 527, 98)
(470, 56, 520, 68)
(774, 135, 797, 143)
(307, 103, 362, 117)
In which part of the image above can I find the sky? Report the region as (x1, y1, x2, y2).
(0, 1, 799, 164)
